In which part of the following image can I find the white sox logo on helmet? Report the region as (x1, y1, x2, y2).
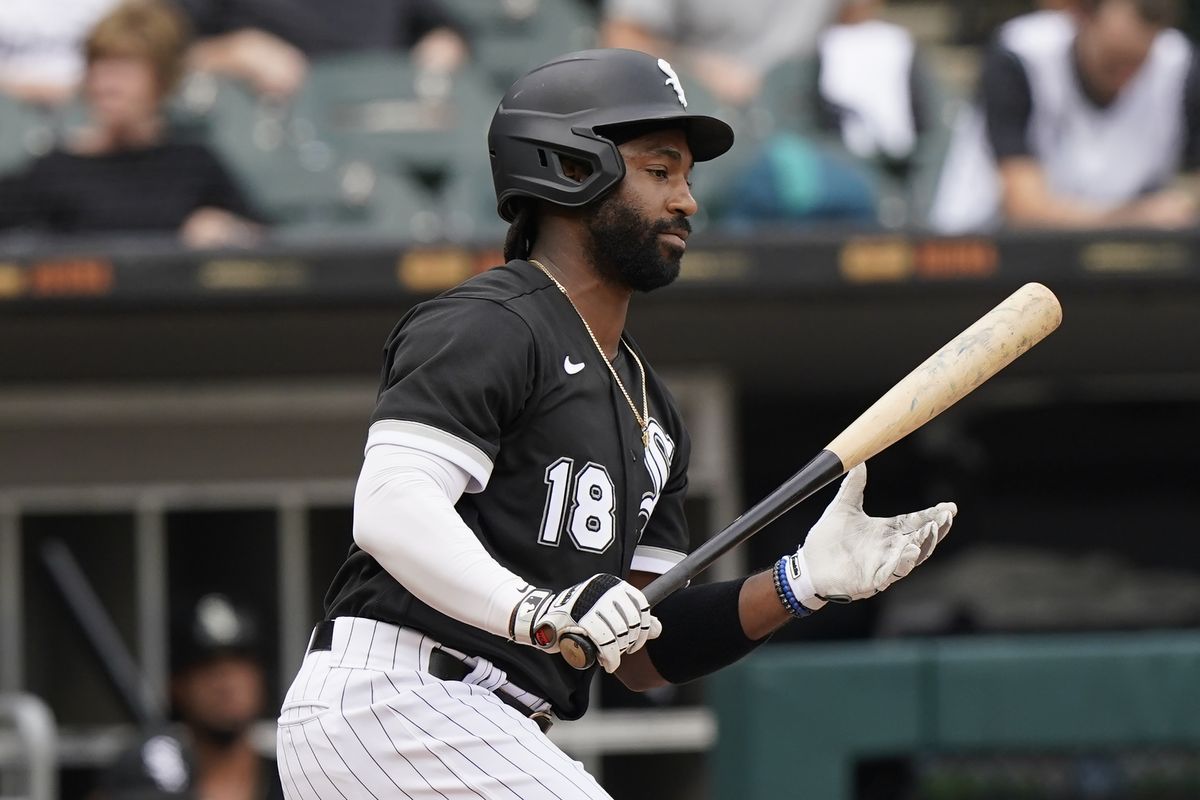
(657, 58, 687, 108)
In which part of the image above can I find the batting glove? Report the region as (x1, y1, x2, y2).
(509, 574, 661, 673)
(779, 463, 956, 613)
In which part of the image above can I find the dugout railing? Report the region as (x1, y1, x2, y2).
(0, 694, 57, 800)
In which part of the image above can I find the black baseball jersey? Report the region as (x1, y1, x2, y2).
(324, 259, 691, 719)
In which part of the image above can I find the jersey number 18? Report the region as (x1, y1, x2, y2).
(538, 458, 616, 553)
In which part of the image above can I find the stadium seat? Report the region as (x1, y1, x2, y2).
(438, 0, 598, 93)
(0, 95, 56, 177)
(176, 74, 441, 240)
(439, 155, 508, 244)
(245, 154, 441, 241)
(756, 57, 822, 138)
(905, 58, 964, 229)
(290, 54, 496, 187)
(265, 163, 442, 243)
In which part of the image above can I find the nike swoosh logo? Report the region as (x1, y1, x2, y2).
(563, 356, 585, 375)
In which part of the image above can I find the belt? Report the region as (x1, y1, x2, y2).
(307, 620, 553, 733)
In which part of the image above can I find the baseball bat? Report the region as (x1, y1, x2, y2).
(555, 282, 1063, 669)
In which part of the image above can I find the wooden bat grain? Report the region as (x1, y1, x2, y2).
(825, 282, 1062, 469)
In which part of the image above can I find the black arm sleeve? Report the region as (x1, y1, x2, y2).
(980, 40, 1034, 160)
(645, 577, 769, 684)
(1182, 46, 1200, 170)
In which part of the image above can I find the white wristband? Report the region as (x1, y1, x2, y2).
(787, 548, 827, 612)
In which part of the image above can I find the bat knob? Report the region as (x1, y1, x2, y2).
(559, 633, 596, 670)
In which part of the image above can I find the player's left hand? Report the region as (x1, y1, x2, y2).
(782, 464, 956, 611)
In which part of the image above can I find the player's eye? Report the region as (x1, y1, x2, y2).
(648, 167, 668, 180)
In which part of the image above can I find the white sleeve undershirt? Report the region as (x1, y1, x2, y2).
(352, 441, 530, 638)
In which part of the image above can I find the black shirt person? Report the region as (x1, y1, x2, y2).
(0, 0, 260, 247)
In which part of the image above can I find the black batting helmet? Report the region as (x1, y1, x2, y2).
(487, 48, 735, 222)
(170, 594, 258, 673)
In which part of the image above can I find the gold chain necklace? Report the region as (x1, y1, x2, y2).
(529, 258, 650, 447)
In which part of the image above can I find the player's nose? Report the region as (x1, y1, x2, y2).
(668, 182, 698, 218)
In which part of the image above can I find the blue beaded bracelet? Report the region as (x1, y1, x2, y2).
(774, 556, 813, 618)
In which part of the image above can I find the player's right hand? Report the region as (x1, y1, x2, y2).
(510, 574, 661, 673)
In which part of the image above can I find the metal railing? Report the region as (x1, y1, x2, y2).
(0, 694, 57, 800)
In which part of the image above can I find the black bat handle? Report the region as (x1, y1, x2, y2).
(559, 450, 846, 671)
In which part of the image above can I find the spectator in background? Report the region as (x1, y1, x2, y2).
(931, 0, 1200, 232)
(601, 0, 841, 106)
(0, 0, 262, 248)
(0, 0, 119, 105)
(714, 0, 932, 229)
(813, 0, 931, 179)
(97, 594, 282, 800)
(178, 0, 469, 99)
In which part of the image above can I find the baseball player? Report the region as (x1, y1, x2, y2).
(100, 594, 283, 800)
(276, 48, 957, 799)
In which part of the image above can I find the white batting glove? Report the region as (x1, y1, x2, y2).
(509, 574, 661, 673)
(778, 463, 956, 613)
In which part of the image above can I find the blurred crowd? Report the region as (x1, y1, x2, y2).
(0, 0, 1197, 248)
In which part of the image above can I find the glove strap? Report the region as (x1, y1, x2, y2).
(775, 551, 826, 617)
(508, 587, 554, 647)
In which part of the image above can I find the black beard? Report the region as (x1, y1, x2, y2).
(585, 193, 689, 292)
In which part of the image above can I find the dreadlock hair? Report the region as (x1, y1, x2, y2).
(503, 201, 539, 262)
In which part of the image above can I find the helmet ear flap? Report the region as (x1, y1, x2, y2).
(550, 148, 597, 185)
(492, 131, 626, 222)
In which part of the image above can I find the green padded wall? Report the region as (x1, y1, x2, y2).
(711, 633, 1200, 799)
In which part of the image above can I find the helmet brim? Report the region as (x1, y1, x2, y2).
(596, 112, 734, 163)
